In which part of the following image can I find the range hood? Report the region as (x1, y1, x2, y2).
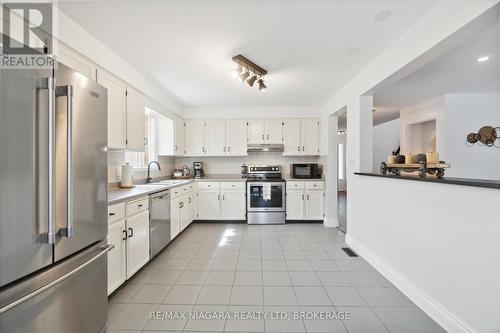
(247, 143, 284, 153)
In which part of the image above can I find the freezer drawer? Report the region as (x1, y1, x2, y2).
(0, 241, 112, 333)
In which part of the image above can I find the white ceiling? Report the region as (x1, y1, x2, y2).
(374, 21, 500, 109)
(59, 0, 438, 107)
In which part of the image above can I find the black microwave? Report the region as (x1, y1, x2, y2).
(291, 164, 322, 179)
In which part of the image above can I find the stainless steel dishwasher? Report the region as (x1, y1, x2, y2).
(149, 190, 171, 258)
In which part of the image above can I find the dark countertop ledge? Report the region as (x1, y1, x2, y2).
(355, 172, 500, 190)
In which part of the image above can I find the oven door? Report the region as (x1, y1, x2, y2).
(247, 182, 285, 212)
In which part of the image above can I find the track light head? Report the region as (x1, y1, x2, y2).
(231, 66, 242, 78)
(258, 79, 266, 91)
(247, 75, 258, 87)
(239, 70, 250, 83)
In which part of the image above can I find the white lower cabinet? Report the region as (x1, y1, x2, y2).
(107, 197, 150, 295)
(197, 190, 221, 220)
(221, 190, 246, 220)
(126, 210, 150, 278)
(107, 220, 126, 295)
(196, 182, 246, 220)
(171, 184, 195, 240)
(286, 181, 325, 220)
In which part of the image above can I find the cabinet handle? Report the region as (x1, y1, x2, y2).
(223, 146, 226, 153)
(228, 147, 231, 152)
(128, 227, 133, 238)
(138, 204, 143, 208)
(188, 197, 192, 203)
(297, 146, 300, 151)
(109, 212, 115, 216)
(302, 146, 305, 151)
(262, 134, 264, 140)
(222, 194, 225, 200)
(122, 229, 127, 240)
(301, 194, 304, 200)
(307, 194, 310, 200)
(175, 145, 178, 151)
(218, 194, 221, 200)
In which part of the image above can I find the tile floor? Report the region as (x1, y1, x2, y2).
(107, 223, 446, 333)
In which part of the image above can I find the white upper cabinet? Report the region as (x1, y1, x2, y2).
(56, 42, 97, 81)
(174, 115, 186, 156)
(247, 119, 266, 144)
(125, 86, 145, 151)
(185, 119, 206, 156)
(98, 69, 127, 150)
(247, 119, 283, 144)
(226, 120, 248, 156)
(301, 119, 320, 155)
(206, 120, 226, 156)
(283, 119, 301, 155)
(265, 119, 283, 144)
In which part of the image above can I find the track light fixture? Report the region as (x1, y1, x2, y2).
(231, 54, 268, 91)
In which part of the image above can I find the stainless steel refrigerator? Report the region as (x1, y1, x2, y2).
(0, 60, 111, 332)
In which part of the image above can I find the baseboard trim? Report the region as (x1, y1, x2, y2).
(323, 218, 339, 227)
(346, 234, 473, 333)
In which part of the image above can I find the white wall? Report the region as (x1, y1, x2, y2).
(320, 1, 500, 332)
(372, 118, 400, 172)
(442, 93, 500, 180)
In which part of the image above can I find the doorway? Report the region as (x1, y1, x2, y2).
(337, 111, 347, 233)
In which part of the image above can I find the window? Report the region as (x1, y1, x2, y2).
(124, 107, 161, 168)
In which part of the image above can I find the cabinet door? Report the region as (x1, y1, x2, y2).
(180, 195, 190, 231)
(97, 69, 126, 150)
(206, 120, 226, 156)
(286, 190, 305, 220)
(247, 119, 265, 144)
(126, 87, 145, 151)
(197, 190, 221, 220)
(107, 220, 126, 295)
(185, 119, 206, 156)
(305, 191, 324, 220)
(265, 119, 283, 144)
(221, 190, 246, 220)
(226, 120, 248, 156)
(301, 119, 320, 155)
(174, 115, 185, 156)
(126, 210, 150, 278)
(171, 197, 181, 239)
(283, 119, 302, 156)
(191, 184, 199, 220)
(57, 43, 97, 81)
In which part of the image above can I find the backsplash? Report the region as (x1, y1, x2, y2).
(108, 151, 175, 184)
(175, 153, 325, 177)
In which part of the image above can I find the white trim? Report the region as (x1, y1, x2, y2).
(323, 218, 338, 228)
(345, 234, 474, 333)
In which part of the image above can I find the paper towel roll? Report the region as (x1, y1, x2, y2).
(121, 163, 133, 187)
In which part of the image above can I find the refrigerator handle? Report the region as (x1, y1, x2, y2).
(36, 77, 56, 244)
(56, 85, 74, 238)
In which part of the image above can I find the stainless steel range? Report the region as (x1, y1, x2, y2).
(246, 166, 286, 225)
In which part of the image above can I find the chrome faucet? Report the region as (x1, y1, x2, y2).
(146, 161, 161, 183)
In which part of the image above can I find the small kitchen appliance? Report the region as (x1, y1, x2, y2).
(246, 165, 286, 225)
(193, 161, 205, 179)
(291, 163, 322, 179)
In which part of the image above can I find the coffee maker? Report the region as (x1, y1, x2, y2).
(193, 161, 205, 179)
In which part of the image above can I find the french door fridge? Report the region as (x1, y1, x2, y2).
(0, 60, 111, 333)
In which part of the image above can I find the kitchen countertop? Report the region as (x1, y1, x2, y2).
(283, 176, 325, 182)
(108, 174, 327, 204)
